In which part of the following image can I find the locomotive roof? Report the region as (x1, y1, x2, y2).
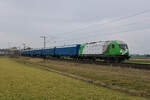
(87, 40, 126, 44)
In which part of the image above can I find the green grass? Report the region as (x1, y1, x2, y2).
(0, 57, 149, 100)
(15, 57, 150, 98)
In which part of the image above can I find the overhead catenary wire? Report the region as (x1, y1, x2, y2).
(51, 9, 150, 45)
(55, 21, 150, 44)
(55, 24, 150, 45)
(45, 9, 150, 47)
(57, 21, 138, 41)
(55, 9, 150, 36)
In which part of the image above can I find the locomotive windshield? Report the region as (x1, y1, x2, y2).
(119, 44, 128, 50)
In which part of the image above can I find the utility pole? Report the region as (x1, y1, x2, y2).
(40, 36, 47, 48)
(18, 46, 21, 56)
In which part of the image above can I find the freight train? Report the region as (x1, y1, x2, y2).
(21, 40, 130, 63)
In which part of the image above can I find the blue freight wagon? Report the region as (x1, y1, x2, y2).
(21, 50, 31, 56)
(42, 48, 55, 56)
(55, 44, 80, 56)
(20, 50, 26, 55)
(32, 49, 42, 56)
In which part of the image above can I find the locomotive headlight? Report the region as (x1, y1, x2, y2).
(120, 50, 123, 55)
(120, 49, 128, 55)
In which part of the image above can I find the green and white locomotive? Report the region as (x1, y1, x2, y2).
(78, 40, 129, 62)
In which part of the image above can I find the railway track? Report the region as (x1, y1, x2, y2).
(47, 57, 150, 70)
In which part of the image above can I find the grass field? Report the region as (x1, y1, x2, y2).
(14, 57, 150, 98)
(0, 57, 149, 100)
(125, 57, 150, 64)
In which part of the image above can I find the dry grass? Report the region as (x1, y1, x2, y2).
(1, 57, 149, 100)
(126, 57, 150, 64)
(15, 57, 150, 98)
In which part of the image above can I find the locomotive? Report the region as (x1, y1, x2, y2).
(21, 40, 130, 63)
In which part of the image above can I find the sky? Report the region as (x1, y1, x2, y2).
(0, 0, 150, 54)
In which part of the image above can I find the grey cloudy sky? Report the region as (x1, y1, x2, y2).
(0, 0, 150, 54)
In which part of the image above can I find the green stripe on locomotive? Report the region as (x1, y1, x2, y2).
(78, 43, 87, 55)
(103, 41, 129, 56)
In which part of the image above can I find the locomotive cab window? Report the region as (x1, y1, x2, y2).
(112, 44, 115, 48)
(119, 44, 128, 50)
